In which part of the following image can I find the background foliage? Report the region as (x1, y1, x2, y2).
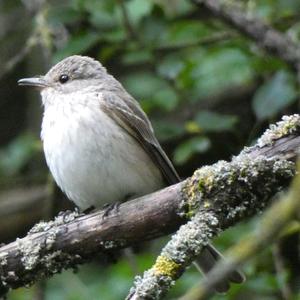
(0, 0, 300, 299)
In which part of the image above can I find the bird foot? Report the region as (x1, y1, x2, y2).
(102, 202, 121, 219)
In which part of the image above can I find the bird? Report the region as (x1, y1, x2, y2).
(18, 55, 244, 292)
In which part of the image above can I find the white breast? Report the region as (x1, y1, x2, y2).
(41, 92, 164, 210)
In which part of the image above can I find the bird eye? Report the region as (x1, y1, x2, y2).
(59, 74, 69, 84)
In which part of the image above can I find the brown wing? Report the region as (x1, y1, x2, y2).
(101, 91, 180, 185)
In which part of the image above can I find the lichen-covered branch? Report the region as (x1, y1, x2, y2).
(194, 0, 300, 75)
(179, 163, 300, 300)
(126, 149, 295, 299)
(1, 115, 300, 296)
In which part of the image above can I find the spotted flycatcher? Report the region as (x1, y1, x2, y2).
(18, 55, 244, 291)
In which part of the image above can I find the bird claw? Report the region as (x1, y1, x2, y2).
(102, 202, 121, 218)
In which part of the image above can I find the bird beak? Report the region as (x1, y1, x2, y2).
(18, 77, 48, 88)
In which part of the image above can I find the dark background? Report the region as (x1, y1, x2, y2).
(1, 0, 300, 299)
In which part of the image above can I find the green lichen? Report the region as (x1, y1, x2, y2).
(181, 167, 219, 219)
(181, 154, 295, 226)
(153, 255, 182, 278)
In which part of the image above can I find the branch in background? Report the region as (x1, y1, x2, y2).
(0, 2, 52, 80)
(272, 244, 292, 300)
(117, 0, 138, 41)
(0, 33, 38, 80)
(0, 186, 49, 242)
(154, 31, 235, 53)
(126, 115, 300, 299)
(193, 0, 300, 77)
(0, 115, 300, 297)
(162, 82, 258, 124)
(179, 163, 300, 300)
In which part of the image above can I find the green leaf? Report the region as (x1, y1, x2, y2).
(173, 136, 211, 165)
(157, 53, 184, 80)
(161, 20, 213, 47)
(122, 50, 153, 65)
(125, 0, 153, 25)
(48, 4, 83, 25)
(80, 0, 119, 29)
(152, 120, 185, 141)
(252, 70, 298, 120)
(0, 134, 40, 176)
(150, 86, 179, 112)
(122, 71, 178, 112)
(53, 31, 100, 62)
(122, 71, 164, 100)
(195, 111, 238, 132)
(190, 47, 254, 99)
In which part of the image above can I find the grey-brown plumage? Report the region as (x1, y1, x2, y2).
(18, 55, 245, 292)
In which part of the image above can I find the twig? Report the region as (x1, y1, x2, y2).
(0, 3, 52, 80)
(0, 34, 38, 80)
(154, 32, 235, 53)
(117, 0, 138, 40)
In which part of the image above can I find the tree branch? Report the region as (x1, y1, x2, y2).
(0, 115, 300, 297)
(193, 0, 300, 76)
(126, 116, 300, 299)
(179, 162, 300, 300)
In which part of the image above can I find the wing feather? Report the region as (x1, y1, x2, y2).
(101, 92, 180, 185)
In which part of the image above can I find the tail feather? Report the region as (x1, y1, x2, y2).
(194, 244, 245, 293)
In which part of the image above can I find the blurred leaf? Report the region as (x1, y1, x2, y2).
(173, 136, 211, 165)
(99, 45, 120, 62)
(122, 71, 162, 99)
(195, 111, 238, 132)
(125, 0, 154, 25)
(48, 4, 83, 25)
(252, 70, 298, 120)
(53, 31, 100, 62)
(279, 220, 300, 238)
(161, 20, 213, 47)
(150, 86, 179, 111)
(122, 49, 153, 65)
(122, 71, 178, 112)
(139, 14, 167, 46)
(152, 120, 184, 141)
(79, 0, 119, 29)
(157, 53, 184, 80)
(0, 134, 40, 176)
(101, 28, 127, 43)
(185, 121, 202, 134)
(180, 47, 254, 100)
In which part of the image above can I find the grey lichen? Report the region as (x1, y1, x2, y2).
(162, 212, 219, 263)
(130, 212, 219, 299)
(256, 114, 300, 148)
(99, 240, 124, 249)
(29, 210, 80, 234)
(17, 225, 61, 271)
(45, 227, 60, 250)
(181, 153, 295, 227)
(17, 238, 42, 270)
(131, 271, 174, 300)
(0, 252, 8, 267)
